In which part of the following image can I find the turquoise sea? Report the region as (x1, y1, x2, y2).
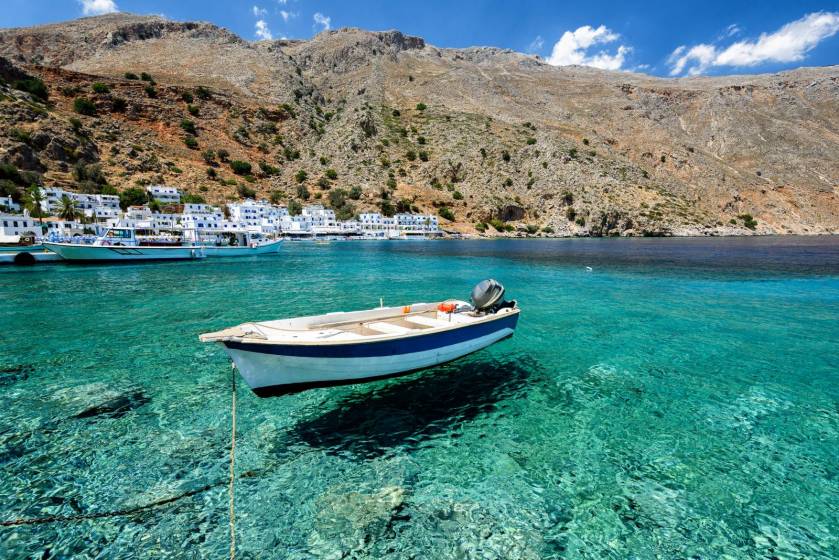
(1, 237, 838, 559)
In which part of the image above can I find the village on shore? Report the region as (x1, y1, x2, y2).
(0, 184, 442, 240)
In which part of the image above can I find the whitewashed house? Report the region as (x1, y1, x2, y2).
(146, 185, 181, 204)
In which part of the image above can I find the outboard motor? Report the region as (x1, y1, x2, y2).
(471, 279, 514, 313)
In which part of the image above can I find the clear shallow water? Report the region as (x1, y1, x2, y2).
(1, 237, 838, 559)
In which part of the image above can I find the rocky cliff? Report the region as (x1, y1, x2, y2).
(1, 14, 837, 235)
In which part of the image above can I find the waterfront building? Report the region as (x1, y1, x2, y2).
(0, 213, 41, 237)
(0, 196, 20, 212)
(146, 185, 181, 204)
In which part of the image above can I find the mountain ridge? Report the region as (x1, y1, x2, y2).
(0, 14, 837, 235)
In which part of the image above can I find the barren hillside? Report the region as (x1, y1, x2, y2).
(1, 14, 837, 235)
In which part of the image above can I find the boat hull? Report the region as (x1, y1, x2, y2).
(220, 312, 519, 396)
(202, 239, 282, 257)
(43, 242, 205, 261)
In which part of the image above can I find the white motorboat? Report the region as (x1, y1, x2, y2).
(43, 226, 205, 262)
(184, 229, 282, 257)
(200, 279, 519, 396)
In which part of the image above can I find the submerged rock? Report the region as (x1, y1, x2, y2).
(50, 382, 150, 419)
(308, 485, 407, 557)
(0, 363, 34, 386)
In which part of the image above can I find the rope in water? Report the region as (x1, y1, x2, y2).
(1, 369, 242, 545)
(228, 365, 237, 560)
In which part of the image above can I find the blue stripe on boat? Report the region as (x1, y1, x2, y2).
(224, 312, 519, 358)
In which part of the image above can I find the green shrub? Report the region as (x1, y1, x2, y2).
(92, 82, 110, 94)
(196, 86, 212, 100)
(111, 98, 127, 112)
(202, 150, 216, 164)
(575, 216, 586, 226)
(416, 103, 427, 111)
(569, 148, 578, 159)
(526, 137, 536, 145)
(501, 150, 511, 162)
(180, 119, 197, 135)
(418, 150, 429, 162)
(392, 109, 401, 117)
(259, 161, 280, 176)
(237, 184, 256, 199)
(182, 193, 206, 204)
(379, 198, 395, 217)
(10, 128, 31, 144)
(660, 155, 666, 163)
(565, 207, 577, 221)
(417, 136, 426, 145)
(296, 184, 310, 200)
(73, 97, 97, 116)
(288, 199, 303, 215)
(217, 149, 230, 162)
(488, 218, 505, 231)
(475, 222, 487, 233)
(325, 168, 338, 180)
(206, 167, 217, 179)
(181, 92, 194, 103)
(124, 72, 139, 80)
(183, 135, 198, 149)
(140, 72, 153, 82)
(405, 150, 417, 161)
(582, 138, 590, 146)
(452, 190, 463, 200)
(13, 77, 48, 101)
(738, 213, 758, 230)
(317, 176, 330, 188)
(295, 169, 308, 183)
(542, 226, 554, 234)
(526, 224, 539, 234)
(119, 187, 148, 209)
(503, 178, 513, 187)
(187, 104, 199, 116)
(269, 190, 285, 204)
(230, 160, 252, 175)
(562, 190, 574, 205)
(438, 206, 455, 221)
(144, 85, 157, 98)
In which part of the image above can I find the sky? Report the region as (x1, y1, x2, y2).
(2, 0, 839, 77)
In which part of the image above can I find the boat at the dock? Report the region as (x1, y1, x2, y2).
(43, 226, 206, 262)
(184, 229, 282, 257)
(200, 279, 519, 396)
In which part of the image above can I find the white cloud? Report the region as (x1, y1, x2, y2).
(252, 5, 267, 18)
(527, 35, 544, 54)
(255, 19, 273, 40)
(79, 0, 118, 15)
(546, 25, 630, 70)
(280, 10, 296, 22)
(313, 12, 331, 31)
(669, 12, 839, 76)
(276, 0, 287, 4)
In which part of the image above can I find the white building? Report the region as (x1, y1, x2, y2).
(146, 185, 181, 204)
(395, 213, 439, 235)
(0, 196, 20, 212)
(40, 187, 120, 217)
(228, 199, 288, 233)
(0, 213, 41, 237)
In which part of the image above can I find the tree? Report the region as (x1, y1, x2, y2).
(288, 199, 303, 215)
(22, 185, 45, 226)
(58, 195, 78, 221)
(119, 187, 148, 210)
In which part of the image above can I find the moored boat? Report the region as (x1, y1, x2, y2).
(200, 279, 519, 396)
(43, 226, 206, 262)
(184, 229, 282, 257)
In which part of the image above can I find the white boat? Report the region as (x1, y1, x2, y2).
(43, 226, 206, 262)
(200, 280, 519, 396)
(185, 230, 282, 257)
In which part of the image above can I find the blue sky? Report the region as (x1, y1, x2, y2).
(2, 1, 839, 76)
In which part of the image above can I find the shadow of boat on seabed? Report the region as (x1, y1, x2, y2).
(285, 353, 542, 459)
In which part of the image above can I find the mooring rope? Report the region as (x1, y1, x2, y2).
(228, 365, 238, 560)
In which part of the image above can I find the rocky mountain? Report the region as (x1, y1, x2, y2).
(1, 13, 837, 236)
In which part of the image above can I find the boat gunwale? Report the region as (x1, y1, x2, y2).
(43, 242, 206, 250)
(203, 306, 520, 348)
